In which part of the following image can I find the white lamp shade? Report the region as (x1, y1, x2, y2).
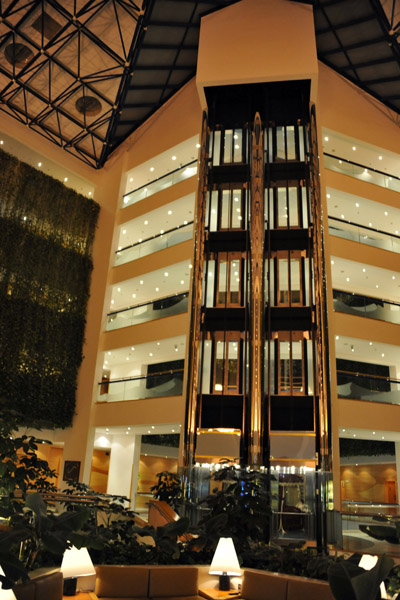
(0, 567, 17, 600)
(60, 546, 96, 579)
(209, 538, 241, 576)
(358, 555, 388, 599)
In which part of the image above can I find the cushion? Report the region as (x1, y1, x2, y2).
(287, 578, 334, 600)
(242, 570, 288, 600)
(149, 567, 199, 598)
(95, 566, 150, 598)
(34, 572, 63, 600)
(12, 582, 35, 600)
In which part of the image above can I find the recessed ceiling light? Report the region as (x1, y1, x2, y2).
(168, 210, 172, 215)
(123, 198, 129, 204)
(373, 431, 375, 434)
(189, 264, 192, 269)
(117, 287, 121, 292)
(392, 276, 396, 280)
(150, 167, 154, 172)
(88, 191, 92, 196)
(196, 143, 200, 148)
(376, 284, 379, 288)
(180, 280, 184, 284)
(381, 353, 385, 357)
(132, 293, 136, 298)
(38, 162, 42, 167)
(160, 229, 164, 234)
(346, 277, 350, 282)
(385, 211, 388, 216)
(108, 351, 111, 355)
(382, 436, 385, 439)
(355, 203, 359, 207)
(126, 357, 129, 361)
(362, 268, 366, 272)
(152, 426, 155, 429)
(335, 335, 339, 340)
(172, 156, 176, 160)
(331, 260, 334, 265)
(379, 156, 382, 160)
(129, 177, 133, 182)
(111, 299, 114, 304)
(364, 168, 368, 173)
(122, 229, 126, 234)
(353, 434, 356, 437)
(352, 146, 356, 151)
(64, 177, 68, 182)
(342, 429, 345, 432)
(369, 223, 372, 227)
(324, 136, 329, 141)
(341, 214, 344, 219)
(155, 287, 159, 292)
(149, 352, 153, 357)
(369, 342, 373, 346)
(140, 280, 144, 285)
(326, 193, 330, 199)
(144, 220, 148, 225)
(131, 346, 135, 350)
(164, 272, 169, 277)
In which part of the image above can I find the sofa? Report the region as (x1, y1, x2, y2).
(241, 568, 334, 600)
(91, 565, 204, 600)
(13, 572, 63, 600)
(89, 565, 335, 600)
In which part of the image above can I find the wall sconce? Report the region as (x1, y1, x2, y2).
(60, 546, 96, 596)
(209, 537, 241, 590)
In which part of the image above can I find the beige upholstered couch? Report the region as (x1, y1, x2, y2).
(89, 565, 334, 600)
(13, 572, 63, 600)
(91, 565, 204, 600)
(242, 568, 334, 600)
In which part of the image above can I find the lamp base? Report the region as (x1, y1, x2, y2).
(63, 577, 78, 596)
(219, 574, 230, 591)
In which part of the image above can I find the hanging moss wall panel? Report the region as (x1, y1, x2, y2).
(0, 149, 99, 428)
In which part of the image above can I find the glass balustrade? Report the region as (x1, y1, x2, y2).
(106, 292, 189, 331)
(122, 161, 198, 208)
(333, 290, 400, 325)
(98, 369, 184, 403)
(337, 370, 400, 405)
(324, 153, 400, 193)
(328, 217, 400, 253)
(115, 223, 193, 266)
(341, 510, 400, 556)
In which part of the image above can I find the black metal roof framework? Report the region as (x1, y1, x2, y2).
(0, 0, 399, 169)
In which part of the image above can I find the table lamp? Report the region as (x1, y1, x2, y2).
(0, 567, 16, 600)
(61, 546, 96, 596)
(358, 554, 388, 599)
(209, 537, 241, 591)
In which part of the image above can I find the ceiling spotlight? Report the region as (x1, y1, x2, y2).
(168, 210, 172, 215)
(150, 167, 154, 172)
(38, 162, 42, 167)
(324, 136, 329, 141)
(379, 156, 382, 160)
(172, 155, 176, 160)
(196, 143, 200, 148)
(352, 146, 356, 151)
(64, 177, 68, 182)
(129, 177, 133, 182)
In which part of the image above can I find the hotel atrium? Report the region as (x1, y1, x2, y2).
(1, 0, 400, 549)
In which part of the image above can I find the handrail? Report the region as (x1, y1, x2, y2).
(328, 216, 400, 240)
(337, 369, 400, 384)
(123, 160, 197, 198)
(324, 152, 400, 183)
(107, 291, 189, 317)
(116, 221, 194, 255)
(333, 288, 400, 309)
(98, 368, 184, 386)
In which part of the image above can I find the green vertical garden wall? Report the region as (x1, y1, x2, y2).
(0, 148, 99, 428)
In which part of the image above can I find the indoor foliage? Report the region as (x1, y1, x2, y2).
(0, 148, 99, 428)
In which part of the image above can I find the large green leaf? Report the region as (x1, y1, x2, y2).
(351, 555, 393, 600)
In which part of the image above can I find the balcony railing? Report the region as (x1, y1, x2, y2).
(337, 369, 400, 405)
(115, 222, 193, 266)
(98, 369, 184, 403)
(122, 160, 197, 208)
(324, 153, 400, 192)
(333, 289, 400, 325)
(106, 292, 189, 331)
(328, 216, 400, 253)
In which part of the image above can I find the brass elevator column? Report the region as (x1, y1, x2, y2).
(184, 112, 209, 468)
(248, 112, 265, 468)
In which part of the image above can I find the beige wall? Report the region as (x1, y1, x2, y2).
(341, 463, 397, 504)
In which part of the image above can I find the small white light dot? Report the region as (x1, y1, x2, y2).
(326, 193, 331, 199)
(379, 156, 382, 160)
(196, 143, 200, 148)
(376, 284, 379, 288)
(324, 136, 329, 141)
(132, 293, 136, 298)
(369, 342, 373, 346)
(164, 272, 169, 277)
(64, 177, 68, 182)
(362, 268, 366, 273)
(189, 264, 192, 269)
(381, 353, 385, 357)
(385, 211, 388, 216)
(346, 277, 350, 282)
(352, 146, 356, 151)
(88, 191, 92, 196)
(140, 280, 144, 285)
(180, 280, 184, 284)
(172, 155, 176, 161)
(131, 346, 135, 350)
(129, 177, 133, 182)
(144, 220, 148, 225)
(38, 162, 42, 167)
(111, 299, 114, 304)
(126, 357, 129, 361)
(331, 260, 334, 265)
(149, 352, 153, 357)
(335, 335, 339, 340)
(150, 167, 154, 172)
(355, 203, 359, 207)
(168, 210, 172, 215)
(392, 276, 396, 280)
(155, 287, 159, 292)
(123, 198, 128, 204)
(122, 229, 126, 234)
